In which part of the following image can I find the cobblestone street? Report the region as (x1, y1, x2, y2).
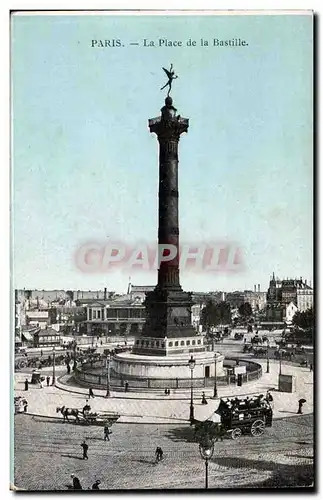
(14, 413, 313, 490)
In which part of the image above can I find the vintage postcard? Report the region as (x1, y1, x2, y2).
(11, 10, 314, 491)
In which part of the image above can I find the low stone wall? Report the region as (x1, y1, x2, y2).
(74, 358, 262, 390)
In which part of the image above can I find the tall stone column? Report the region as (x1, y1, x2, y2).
(132, 94, 198, 354)
(149, 96, 188, 290)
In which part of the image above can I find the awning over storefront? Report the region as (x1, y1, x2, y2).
(22, 331, 33, 341)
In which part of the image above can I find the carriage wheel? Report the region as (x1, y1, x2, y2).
(250, 419, 265, 436)
(231, 428, 242, 440)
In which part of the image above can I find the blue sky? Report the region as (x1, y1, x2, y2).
(11, 12, 313, 293)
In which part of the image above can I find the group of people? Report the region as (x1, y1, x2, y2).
(217, 392, 273, 413)
(24, 376, 52, 391)
(70, 475, 101, 490)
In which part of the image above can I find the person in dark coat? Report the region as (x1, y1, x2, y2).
(92, 480, 101, 490)
(201, 392, 208, 405)
(81, 440, 89, 459)
(71, 474, 82, 490)
(24, 379, 29, 391)
(46, 376, 50, 387)
(89, 387, 95, 398)
(104, 424, 112, 441)
(125, 381, 129, 392)
(297, 399, 306, 414)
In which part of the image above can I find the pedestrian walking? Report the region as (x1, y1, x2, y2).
(92, 480, 101, 490)
(24, 379, 29, 391)
(155, 446, 163, 463)
(40, 349, 43, 357)
(215, 424, 226, 442)
(297, 398, 306, 414)
(125, 381, 129, 393)
(201, 392, 208, 405)
(104, 424, 111, 441)
(310, 364, 313, 372)
(81, 440, 89, 460)
(46, 376, 50, 387)
(89, 387, 95, 398)
(71, 474, 82, 490)
(39, 379, 43, 389)
(23, 399, 28, 412)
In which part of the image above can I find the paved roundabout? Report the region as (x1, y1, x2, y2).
(14, 359, 313, 424)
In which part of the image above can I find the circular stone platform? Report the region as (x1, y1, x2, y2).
(111, 351, 224, 379)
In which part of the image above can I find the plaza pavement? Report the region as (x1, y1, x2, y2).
(14, 359, 313, 424)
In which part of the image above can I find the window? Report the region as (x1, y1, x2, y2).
(156, 341, 160, 347)
(131, 308, 141, 318)
(197, 340, 201, 345)
(186, 340, 190, 346)
(145, 341, 149, 347)
(169, 342, 173, 347)
(97, 309, 101, 319)
(136, 340, 139, 345)
(180, 340, 185, 346)
(175, 341, 179, 347)
(192, 340, 196, 345)
(106, 308, 117, 318)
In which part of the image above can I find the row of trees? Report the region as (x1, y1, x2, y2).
(200, 300, 253, 331)
(292, 307, 314, 330)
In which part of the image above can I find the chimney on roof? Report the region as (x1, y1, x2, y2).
(104, 287, 107, 300)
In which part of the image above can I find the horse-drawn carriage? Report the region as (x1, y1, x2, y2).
(195, 394, 273, 441)
(56, 405, 120, 427)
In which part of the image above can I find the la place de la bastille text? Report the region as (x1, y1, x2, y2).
(142, 38, 248, 47)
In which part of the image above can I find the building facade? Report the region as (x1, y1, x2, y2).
(85, 296, 146, 337)
(266, 273, 313, 323)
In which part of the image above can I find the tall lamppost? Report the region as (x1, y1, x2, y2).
(51, 345, 56, 385)
(73, 340, 77, 371)
(279, 349, 282, 375)
(199, 441, 214, 489)
(213, 353, 218, 399)
(266, 341, 270, 373)
(105, 353, 111, 398)
(188, 355, 196, 424)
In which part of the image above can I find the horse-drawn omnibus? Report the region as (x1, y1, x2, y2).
(195, 394, 273, 441)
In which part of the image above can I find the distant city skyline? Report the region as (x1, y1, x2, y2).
(12, 13, 313, 293)
(15, 272, 313, 297)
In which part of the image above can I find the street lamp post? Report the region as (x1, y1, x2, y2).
(266, 341, 270, 373)
(188, 355, 196, 424)
(199, 442, 215, 489)
(213, 353, 218, 399)
(73, 340, 77, 371)
(279, 350, 282, 375)
(51, 346, 56, 385)
(106, 353, 111, 398)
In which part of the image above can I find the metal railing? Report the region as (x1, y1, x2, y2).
(74, 358, 262, 390)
